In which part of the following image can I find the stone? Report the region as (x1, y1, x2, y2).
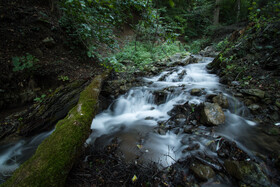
(153, 90, 168, 105)
(224, 160, 271, 187)
(248, 104, 260, 111)
(190, 163, 215, 181)
(182, 143, 200, 153)
(190, 88, 201, 96)
(158, 128, 166, 135)
(201, 102, 225, 126)
(212, 93, 229, 108)
(42, 37, 56, 48)
(183, 125, 193, 134)
(231, 81, 240, 86)
(240, 89, 265, 99)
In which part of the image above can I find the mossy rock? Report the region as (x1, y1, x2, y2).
(1, 71, 109, 187)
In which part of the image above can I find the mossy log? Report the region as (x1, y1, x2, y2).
(2, 72, 109, 187)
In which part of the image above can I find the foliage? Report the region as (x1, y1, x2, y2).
(59, 0, 149, 58)
(101, 41, 186, 72)
(155, 0, 214, 40)
(58, 75, 70, 82)
(34, 94, 46, 103)
(12, 53, 39, 72)
(249, 1, 280, 30)
(215, 36, 230, 51)
(184, 38, 211, 54)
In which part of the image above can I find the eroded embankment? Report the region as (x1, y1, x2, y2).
(1, 71, 109, 187)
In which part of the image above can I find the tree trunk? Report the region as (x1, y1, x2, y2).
(236, 0, 241, 23)
(213, 0, 221, 25)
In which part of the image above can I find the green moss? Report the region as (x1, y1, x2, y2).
(2, 72, 109, 187)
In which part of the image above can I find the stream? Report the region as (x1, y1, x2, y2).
(86, 57, 259, 165)
(0, 55, 279, 185)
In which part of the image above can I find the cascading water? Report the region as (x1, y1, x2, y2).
(86, 56, 266, 168)
(0, 130, 53, 183)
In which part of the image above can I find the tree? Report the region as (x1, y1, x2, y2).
(213, 0, 221, 25)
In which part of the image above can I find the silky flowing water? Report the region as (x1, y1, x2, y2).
(86, 56, 279, 168)
(0, 56, 279, 184)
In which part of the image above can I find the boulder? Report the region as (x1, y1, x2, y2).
(200, 102, 225, 126)
(190, 163, 215, 181)
(224, 160, 271, 187)
(212, 93, 229, 108)
(240, 89, 265, 99)
(153, 90, 168, 105)
(190, 88, 201, 96)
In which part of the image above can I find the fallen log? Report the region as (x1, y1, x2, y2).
(2, 71, 109, 187)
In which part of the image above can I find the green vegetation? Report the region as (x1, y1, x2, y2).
(101, 41, 186, 72)
(12, 53, 39, 72)
(58, 75, 70, 82)
(34, 94, 46, 103)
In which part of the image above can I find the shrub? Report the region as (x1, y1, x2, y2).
(12, 53, 39, 72)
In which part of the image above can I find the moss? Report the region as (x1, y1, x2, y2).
(1, 71, 109, 187)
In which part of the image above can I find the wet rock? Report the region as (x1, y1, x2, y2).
(217, 139, 248, 160)
(174, 114, 186, 125)
(240, 89, 265, 99)
(153, 90, 168, 105)
(212, 93, 229, 109)
(224, 160, 271, 187)
(190, 88, 201, 96)
(190, 163, 215, 181)
(200, 102, 225, 126)
(206, 94, 217, 101)
(183, 125, 193, 134)
(158, 128, 166, 135)
(182, 143, 200, 153)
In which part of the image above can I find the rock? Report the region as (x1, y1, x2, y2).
(200, 102, 225, 126)
(248, 104, 260, 111)
(231, 81, 240, 86)
(217, 139, 248, 160)
(153, 90, 168, 105)
(190, 163, 215, 181)
(240, 89, 265, 99)
(42, 37, 56, 48)
(190, 88, 201, 96)
(224, 160, 271, 187)
(212, 93, 229, 108)
(182, 143, 200, 153)
(174, 114, 186, 125)
(158, 128, 166, 135)
(183, 125, 193, 134)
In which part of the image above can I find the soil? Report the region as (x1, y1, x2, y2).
(0, 0, 102, 115)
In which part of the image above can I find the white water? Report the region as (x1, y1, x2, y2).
(87, 56, 257, 167)
(0, 130, 53, 182)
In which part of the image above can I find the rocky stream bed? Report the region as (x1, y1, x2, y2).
(0, 53, 280, 186)
(67, 54, 280, 186)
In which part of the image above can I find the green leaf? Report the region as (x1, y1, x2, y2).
(169, 0, 175, 7)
